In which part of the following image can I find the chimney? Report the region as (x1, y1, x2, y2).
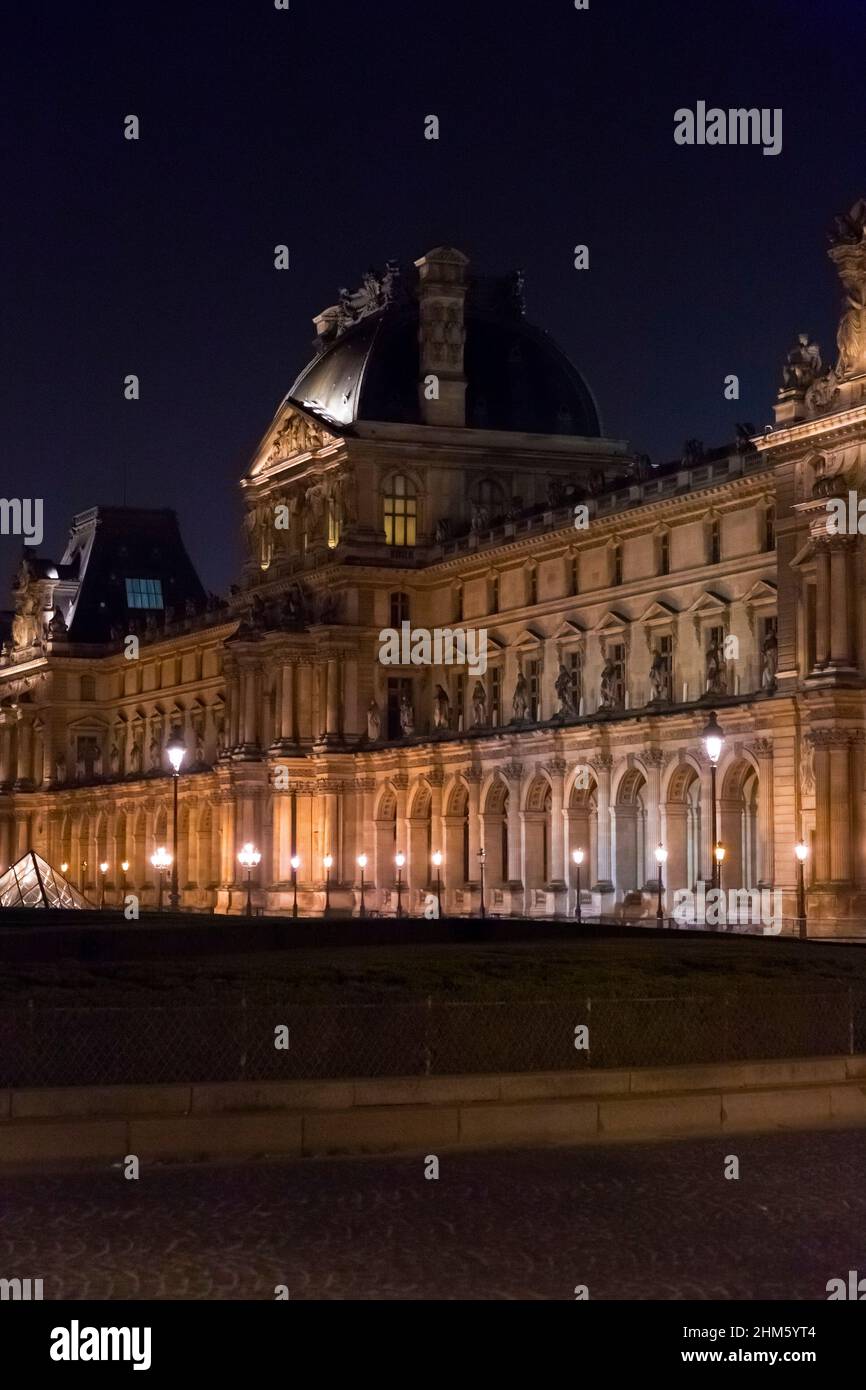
(414, 247, 469, 426)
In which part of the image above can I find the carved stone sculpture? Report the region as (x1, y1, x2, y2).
(130, 738, 143, 774)
(829, 200, 866, 379)
(399, 692, 414, 737)
(109, 743, 121, 775)
(648, 649, 669, 703)
(705, 636, 727, 695)
(55, 753, 66, 785)
(761, 629, 778, 693)
(781, 333, 823, 389)
(433, 685, 450, 730)
(48, 606, 68, 638)
(367, 699, 381, 742)
(555, 662, 576, 716)
(511, 672, 529, 722)
(599, 657, 617, 711)
(149, 737, 161, 771)
(471, 681, 487, 727)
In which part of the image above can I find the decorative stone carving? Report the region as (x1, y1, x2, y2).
(800, 740, 815, 795)
(266, 411, 328, 463)
(130, 738, 143, 774)
(648, 649, 669, 703)
(761, 629, 778, 693)
(54, 753, 66, 785)
(599, 657, 616, 711)
(399, 692, 414, 737)
(48, 606, 68, 638)
(705, 634, 727, 696)
(109, 743, 121, 776)
(149, 737, 161, 771)
(501, 760, 524, 784)
(829, 199, 866, 379)
(366, 699, 381, 742)
(554, 662, 576, 716)
(781, 333, 823, 389)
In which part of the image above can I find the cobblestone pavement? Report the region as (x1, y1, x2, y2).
(1, 1128, 865, 1300)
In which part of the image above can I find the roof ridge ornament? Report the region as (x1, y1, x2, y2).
(312, 259, 404, 350)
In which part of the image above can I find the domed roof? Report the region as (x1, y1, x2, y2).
(288, 288, 601, 437)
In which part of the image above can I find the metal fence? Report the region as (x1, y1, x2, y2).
(0, 990, 863, 1089)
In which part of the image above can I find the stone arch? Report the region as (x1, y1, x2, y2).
(613, 765, 647, 896)
(482, 773, 510, 891)
(407, 778, 432, 897)
(719, 751, 761, 889)
(374, 782, 398, 894)
(443, 776, 469, 890)
(522, 771, 553, 888)
(663, 757, 703, 896)
(566, 766, 598, 894)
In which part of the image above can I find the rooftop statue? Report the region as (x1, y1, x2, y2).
(781, 333, 822, 389)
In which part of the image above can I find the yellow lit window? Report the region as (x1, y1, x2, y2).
(383, 474, 417, 546)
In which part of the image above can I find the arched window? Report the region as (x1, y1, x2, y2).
(383, 474, 417, 546)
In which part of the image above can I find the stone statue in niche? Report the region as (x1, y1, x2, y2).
(130, 738, 143, 774)
(555, 662, 576, 716)
(433, 685, 450, 730)
(471, 681, 487, 727)
(75, 756, 85, 782)
(93, 746, 103, 779)
(599, 657, 617, 711)
(109, 743, 121, 776)
(54, 753, 66, 785)
(366, 699, 381, 742)
(761, 628, 778, 693)
(48, 606, 68, 639)
(648, 649, 669, 703)
(149, 737, 162, 771)
(470, 502, 490, 534)
(399, 692, 415, 737)
(781, 333, 823, 389)
(705, 635, 727, 696)
(511, 672, 529, 722)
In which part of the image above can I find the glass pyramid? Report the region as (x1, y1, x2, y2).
(0, 852, 93, 909)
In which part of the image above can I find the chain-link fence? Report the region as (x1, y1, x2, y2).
(0, 990, 863, 1089)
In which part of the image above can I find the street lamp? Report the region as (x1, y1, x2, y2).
(395, 851, 405, 917)
(166, 730, 186, 911)
(99, 861, 108, 909)
(150, 847, 172, 911)
(237, 842, 261, 916)
(572, 848, 585, 923)
(432, 850, 443, 919)
(357, 853, 367, 918)
(60, 861, 68, 875)
(794, 841, 809, 939)
(701, 710, 725, 892)
(290, 853, 300, 919)
(120, 859, 129, 906)
(478, 846, 486, 919)
(654, 843, 668, 926)
(323, 853, 333, 917)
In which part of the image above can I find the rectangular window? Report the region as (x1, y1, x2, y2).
(659, 532, 670, 576)
(527, 659, 541, 720)
(491, 667, 501, 725)
(390, 592, 410, 627)
(125, 577, 164, 610)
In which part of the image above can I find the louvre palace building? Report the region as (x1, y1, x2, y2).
(4, 203, 866, 935)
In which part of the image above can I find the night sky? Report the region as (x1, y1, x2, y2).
(2, 0, 863, 596)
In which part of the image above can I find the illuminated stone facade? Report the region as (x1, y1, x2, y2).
(3, 215, 866, 935)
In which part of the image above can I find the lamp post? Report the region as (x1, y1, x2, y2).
(432, 850, 443, 919)
(150, 847, 171, 911)
(290, 854, 300, 919)
(237, 842, 261, 916)
(323, 853, 333, 917)
(794, 841, 809, 939)
(60, 861, 68, 876)
(357, 853, 367, 918)
(714, 843, 726, 923)
(701, 710, 725, 893)
(120, 859, 129, 906)
(654, 843, 668, 926)
(166, 731, 186, 911)
(572, 848, 585, 923)
(395, 851, 405, 917)
(99, 861, 108, 909)
(478, 846, 486, 919)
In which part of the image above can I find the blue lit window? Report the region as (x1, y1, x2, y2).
(125, 578, 164, 610)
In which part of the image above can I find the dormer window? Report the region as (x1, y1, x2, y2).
(125, 578, 164, 610)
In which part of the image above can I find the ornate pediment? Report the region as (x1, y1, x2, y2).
(248, 405, 339, 478)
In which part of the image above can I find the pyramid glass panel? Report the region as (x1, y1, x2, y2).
(0, 853, 92, 909)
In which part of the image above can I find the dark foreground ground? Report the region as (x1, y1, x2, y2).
(2, 1128, 864, 1299)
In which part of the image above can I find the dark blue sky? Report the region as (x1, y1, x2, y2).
(1, 0, 863, 594)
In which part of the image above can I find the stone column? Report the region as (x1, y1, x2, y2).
(394, 773, 409, 863)
(325, 654, 341, 738)
(0, 719, 12, 786)
(429, 770, 444, 865)
(829, 737, 852, 882)
(503, 760, 524, 894)
(0, 814, 12, 871)
(814, 542, 830, 670)
(752, 737, 775, 885)
(280, 661, 295, 743)
(829, 537, 854, 668)
(15, 710, 33, 788)
(643, 748, 665, 885)
(242, 668, 258, 747)
(592, 754, 614, 891)
(545, 758, 567, 886)
(812, 732, 831, 883)
(466, 769, 482, 888)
